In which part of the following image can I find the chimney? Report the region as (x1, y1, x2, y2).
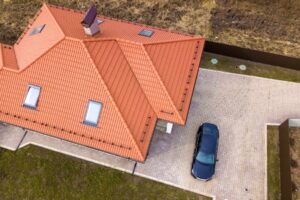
(81, 5, 100, 36)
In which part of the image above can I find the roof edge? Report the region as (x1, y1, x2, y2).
(80, 40, 145, 161)
(1, 45, 19, 72)
(0, 44, 3, 69)
(17, 37, 65, 73)
(45, 3, 196, 38)
(44, 3, 66, 37)
(15, 6, 43, 45)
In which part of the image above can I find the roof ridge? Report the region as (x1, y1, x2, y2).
(45, 3, 194, 37)
(84, 37, 141, 45)
(18, 37, 65, 73)
(15, 6, 43, 45)
(140, 44, 184, 123)
(44, 3, 67, 37)
(80, 40, 144, 161)
(115, 40, 159, 135)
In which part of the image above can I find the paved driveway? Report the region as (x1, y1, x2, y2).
(1, 68, 300, 200)
(135, 69, 300, 200)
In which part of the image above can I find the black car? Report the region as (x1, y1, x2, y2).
(191, 123, 219, 181)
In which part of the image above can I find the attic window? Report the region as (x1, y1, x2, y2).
(97, 19, 104, 25)
(83, 100, 102, 126)
(139, 29, 154, 37)
(23, 85, 41, 109)
(30, 24, 46, 36)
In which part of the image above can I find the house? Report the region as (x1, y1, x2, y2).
(0, 3, 205, 162)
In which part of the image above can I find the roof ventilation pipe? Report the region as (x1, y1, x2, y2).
(81, 5, 100, 36)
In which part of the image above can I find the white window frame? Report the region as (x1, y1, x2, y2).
(23, 85, 41, 109)
(83, 100, 102, 127)
(139, 29, 154, 37)
(30, 24, 46, 36)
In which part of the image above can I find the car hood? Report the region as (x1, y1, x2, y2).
(192, 161, 214, 180)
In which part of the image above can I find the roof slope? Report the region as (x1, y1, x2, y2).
(144, 39, 204, 121)
(0, 3, 205, 161)
(47, 4, 191, 42)
(84, 39, 157, 157)
(0, 39, 155, 161)
(14, 4, 64, 70)
(0, 44, 18, 71)
(117, 40, 184, 124)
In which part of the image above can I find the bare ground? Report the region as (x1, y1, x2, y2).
(0, 0, 299, 57)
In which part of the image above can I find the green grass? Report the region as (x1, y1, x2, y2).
(0, 145, 210, 200)
(267, 126, 281, 200)
(202, 53, 300, 83)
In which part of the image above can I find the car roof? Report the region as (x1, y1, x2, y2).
(200, 134, 217, 154)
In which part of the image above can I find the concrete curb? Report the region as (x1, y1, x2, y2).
(18, 140, 133, 174)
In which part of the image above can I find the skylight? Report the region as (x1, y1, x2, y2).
(30, 24, 46, 36)
(83, 100, 102, 126)
(139, 29, 154, 37)
(23, 85, 41, 109)
(97, 19, 104, 25)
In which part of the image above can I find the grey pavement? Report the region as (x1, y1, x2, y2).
(1, 68, 300, 200)
(0, 124, 26, 151)
(136, 69, 300, 200)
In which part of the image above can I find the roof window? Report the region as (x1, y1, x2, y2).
(23, 85, 41, 109)
(30, 24, 46, 36)
(139, 29, 154, 37)
(83, 100, 102, 126)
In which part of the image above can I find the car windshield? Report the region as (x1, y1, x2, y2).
(196, 151, 215, 165)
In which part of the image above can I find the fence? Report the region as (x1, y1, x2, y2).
(204, 41, 300, 70)
(278, 119, 294, 200)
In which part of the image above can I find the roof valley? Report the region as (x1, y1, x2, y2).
(80, 40, 145, 161)
(118, 40, 184, 123)
(140, 44, 183, 122)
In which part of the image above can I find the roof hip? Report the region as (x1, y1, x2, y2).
(81, 40, 145, 161)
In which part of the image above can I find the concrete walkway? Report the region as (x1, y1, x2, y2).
(0, 124, 26, 151)
(1, 68, 300, 200)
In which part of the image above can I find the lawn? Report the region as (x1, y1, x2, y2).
(201, 52, 300, 83)
(289, 128, 300, 200)
(267, 126, 281, 200)
(0, 145, 209, 200)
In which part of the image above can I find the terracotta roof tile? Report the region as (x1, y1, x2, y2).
(144, 38, 204, 121)
(118, 40, 184, 124)
(1, 45, 19, 71)
(14, 4, 64, 70)
(0, 44, 3, 69)
(47, 4, 192, 43)
(0, 39, 146, 160)
(0, 3, 205, 161)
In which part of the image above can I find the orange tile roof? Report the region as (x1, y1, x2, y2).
(0, 3, 204, 161)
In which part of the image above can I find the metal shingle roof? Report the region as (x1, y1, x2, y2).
(0, 3, 205, 161)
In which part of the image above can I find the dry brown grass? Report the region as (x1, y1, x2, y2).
(0, 0, 299, 57)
